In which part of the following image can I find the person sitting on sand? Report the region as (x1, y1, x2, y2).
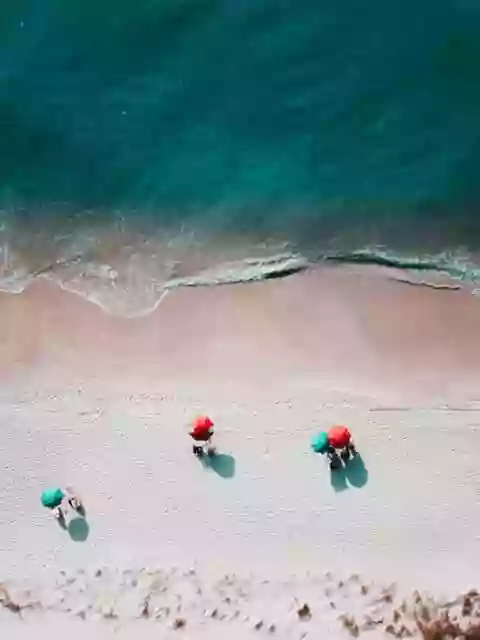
(311, 426, 357, 469)
(40, 487, 82, 522)
(327, 425, 356, 461)
(190, 415, 215, 456)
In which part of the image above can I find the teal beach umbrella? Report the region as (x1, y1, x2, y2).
(41, 488, 64, 509)
(311, 431, 329, 454)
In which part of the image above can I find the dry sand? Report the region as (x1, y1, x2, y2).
(0, 266, 480, 638)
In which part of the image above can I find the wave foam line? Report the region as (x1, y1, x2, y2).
(388, 276, 463, 291)
(324, 249, 452, 273)
(164, 253, 310, 289)
(323, 248, 480, 285)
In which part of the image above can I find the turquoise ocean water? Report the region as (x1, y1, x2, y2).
(1, 0, 480, 313)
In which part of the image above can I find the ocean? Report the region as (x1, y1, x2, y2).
(1, 0, 480, 314)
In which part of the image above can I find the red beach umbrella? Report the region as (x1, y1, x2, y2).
(327, 425, 351, 448)
(190, 415, 214, 440)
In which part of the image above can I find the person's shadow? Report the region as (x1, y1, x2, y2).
(68, 516, 90, 542)
(329, 453, 369, 491)
(75, 504, 87, 518)
(330, 464, 348, 493)
(201, 453, 236, 479)
(344, 453, 368, 488)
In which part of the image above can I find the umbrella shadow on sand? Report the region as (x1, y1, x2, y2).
(201, 453, 236, 479)
(330, 454, 369, 492)
(68, 516, 90, 542)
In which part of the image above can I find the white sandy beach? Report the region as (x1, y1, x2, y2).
(1, 267, 480, 638)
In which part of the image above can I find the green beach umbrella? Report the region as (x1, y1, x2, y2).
(311, 431, 329, 454)
(41, 488, 64, 509)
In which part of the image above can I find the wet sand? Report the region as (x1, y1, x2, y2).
(2, 265, 480, 399)
(0, 266, 479, 635)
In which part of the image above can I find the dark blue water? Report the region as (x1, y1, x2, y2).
(1, 0, 480, 312)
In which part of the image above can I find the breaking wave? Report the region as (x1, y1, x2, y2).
(164, 254, 309, 289)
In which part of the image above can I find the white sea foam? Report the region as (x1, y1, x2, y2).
(0, 220, 478, 317)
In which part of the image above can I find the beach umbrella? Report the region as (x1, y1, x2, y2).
(327, 425, 351, 448)
(311, 431, 329, 454)
(192, 415, 213, 430)
(40, 488, 64, 509)
(191, 415, 214, 437)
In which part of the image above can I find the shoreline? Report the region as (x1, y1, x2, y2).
(1, 264, 480, 402)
